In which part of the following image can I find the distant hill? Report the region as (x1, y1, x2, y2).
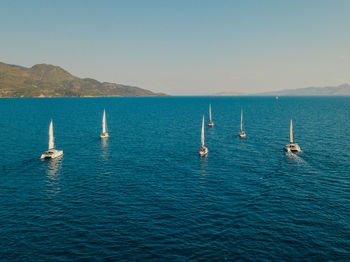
(212, 91, 247, 96)
(256, 84, 350, 96)
(0, 61, 166, 97)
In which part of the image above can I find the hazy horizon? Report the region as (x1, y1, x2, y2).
(1, 0, 350, 95)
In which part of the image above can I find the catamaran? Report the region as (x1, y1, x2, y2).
(208, 104, 214, 127)
(285, 118, 301, 153)
(239, 109, 246, 138)
(41, 120, 63, 159)
(199, 115, 208, 156)
(100, 109, 109, 138)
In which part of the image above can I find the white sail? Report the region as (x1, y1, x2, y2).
(290, 119, 294, 143)
(102, 109, 107, 133)
(48, 120, 54, 150)
(240, 109, 243, 132)
(209, 104, 212, 122)
(201, 115, 205, 147)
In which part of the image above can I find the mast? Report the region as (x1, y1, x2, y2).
(102, 109, 107, 133)
(209, 104, 212, 122)
(290, 119, 294, 143)
(48, 120, 54, 150)
(240, 109, 243, 132)
(201, 115, 205, 147)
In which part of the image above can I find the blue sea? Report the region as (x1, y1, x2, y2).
(1, 97, 350, 261)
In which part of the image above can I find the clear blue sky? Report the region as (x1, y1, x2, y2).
(1, 0, 350, 95)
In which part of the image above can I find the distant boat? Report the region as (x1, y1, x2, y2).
(208, 104, 214, 127)
(41, 120, 63, 159)
(100, 109, 109, 138)
(199, 115, 208, 156)
(276, 96, 279, 100)
(285, 119, 301, 153)
(239, 109, 246, 138)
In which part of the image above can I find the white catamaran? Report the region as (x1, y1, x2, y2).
(208, 104, 214, 127)
(100, 109, 109, 138)
(199, 115, 208, 156)
(239, 109, 246, 138)
(41, 120, 63, 159)
(285, 118, 301, 153)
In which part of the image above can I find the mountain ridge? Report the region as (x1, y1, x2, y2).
(255, 83, 350, 96)
(0, 61, 166, 97)
(212, 84, 350, 96)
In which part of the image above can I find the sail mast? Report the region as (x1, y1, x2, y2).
(209, 104, 212, 122)
(201, 115, 205, 147)
(290, 119, 294, 143)
(48, 120, 54, 150)
(102, 109, 107, 133)
(240, 109, 243, 132)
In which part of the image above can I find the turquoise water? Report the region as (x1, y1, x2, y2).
(1, 97, 350, 261)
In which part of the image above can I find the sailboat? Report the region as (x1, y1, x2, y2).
(199, 115, 208, 156)
(41, 120, 63, 159)
(208, 104, 214, 127)
(239, 109, 246, 138)
(285, 118, 301, 152)
(100, 109, 109, 138)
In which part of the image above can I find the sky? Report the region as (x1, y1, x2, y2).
(1, 0, 350, 95)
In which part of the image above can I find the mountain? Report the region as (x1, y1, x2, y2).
(0, 61, 166, 97)
(212, 91, 247, 96)
(256, 84, 350, 96)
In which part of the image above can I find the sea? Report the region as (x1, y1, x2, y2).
(1, 96, 350, 261)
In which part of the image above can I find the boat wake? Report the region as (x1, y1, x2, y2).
(286, 150, 306, 164)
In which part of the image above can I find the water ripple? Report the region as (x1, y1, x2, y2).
(1, 97, 350, 260)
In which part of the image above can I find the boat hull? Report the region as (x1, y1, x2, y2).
(239, 131, 246, 138)
(100, 132, 109, 138)
(41, 149, 63, 159)
(285, 143, 301, 153)
(199, 147, 208, 156)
